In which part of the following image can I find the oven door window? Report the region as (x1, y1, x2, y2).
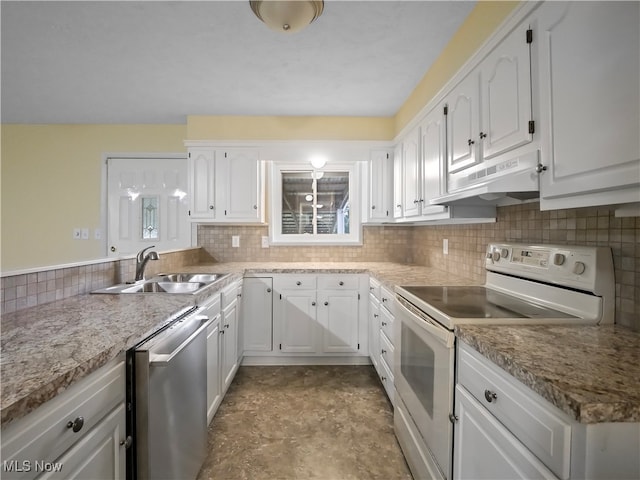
(401, 323, 435, 418)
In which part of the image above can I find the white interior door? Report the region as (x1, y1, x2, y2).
(107, 157, 189, 257)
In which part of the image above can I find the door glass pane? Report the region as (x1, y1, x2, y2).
(142, 196, 159, 239)
(401, 323, 435, 418)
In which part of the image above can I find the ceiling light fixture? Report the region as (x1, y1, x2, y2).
(250, 0, 324, 34)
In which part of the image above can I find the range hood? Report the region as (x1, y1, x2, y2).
(431, 152, 540, 206)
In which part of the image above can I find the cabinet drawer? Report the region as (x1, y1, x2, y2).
(369, 277, 381, 301)
(317, 275, 359, 290)
(1, 359, 125, 479)
(457, 342, 571, 479)
(379, 354, 395, 405)
(380, 286, 395, 314)
(380, 306, 394, 344)
(221, 282, 239, 308)
(380, 331, 394, 372)
(273, 275, 317, 290)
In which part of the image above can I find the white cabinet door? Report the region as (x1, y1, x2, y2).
(453, 386, 556, 480)
(480, 22, 533, 160)
(446, 72, 480, 175)
(317, 290, 359, 354)
(419, 105, 449, 218)
(221, 300, 238, 392)
(537, 1, 640, 209)
(368, 149, 394, 222)
(242, 277, 273, 352)
(188, 148, 216, 220)
(206, 319, 221, 424)
(276, 290, 317, 353)
(40, 405, 126, 480)
(369, 295, 380, 373)
(402, 125, 422, 218)
(393, 144, 404, 219)
(216, 149, 262, 222)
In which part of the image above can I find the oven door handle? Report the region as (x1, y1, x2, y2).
(397, 300, 455, 348)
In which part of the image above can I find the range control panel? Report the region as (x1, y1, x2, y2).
(485, 243, 613, 295)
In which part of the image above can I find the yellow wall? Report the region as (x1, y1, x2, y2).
(395, 1, 519, 132)
(187, 115, 395, 141)
(1, 2, 518, 271)
(1, 125, 186, 271)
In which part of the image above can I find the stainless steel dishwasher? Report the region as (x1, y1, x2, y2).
(134, 306, 211, 480)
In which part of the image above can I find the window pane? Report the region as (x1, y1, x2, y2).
(317, 172, 349, 235)
(142, 196, 159, 239)
(282, 172, 314, 235)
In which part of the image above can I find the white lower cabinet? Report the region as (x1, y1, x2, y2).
(243, 274, 367, 361)
(1, 359, 127, 480)
(369, 277, 396, 405)
(242, 277, 273, 352)
(454, 386, 556, 480)
(202, 293, 222, 425)
(455, 341, 640, 480)
(221, 282, 240, 393)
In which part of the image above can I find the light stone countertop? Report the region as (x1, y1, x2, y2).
(456, 324, 640, 423)
(2, 261, 638, 428)
(0, 262, 469, 427)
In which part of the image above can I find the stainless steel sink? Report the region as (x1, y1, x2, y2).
(91, 272, 229, 295)
(123, 282, 206, 294)
(149, 273, 225, 284)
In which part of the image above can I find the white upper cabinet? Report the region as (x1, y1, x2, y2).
(188, 148, 216, 219)
(401, 125, 422, 218)
(480, 22, 534, 161)
(446, 72, 480, 176)
(393, 143, 404, 219)
(441, 21, 539, 199)
(187, 146, 264, 223)
(366, 149, 394, 223)
(536, 1, 640, 210)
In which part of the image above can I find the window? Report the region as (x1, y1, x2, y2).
(270, 162, 361, 245)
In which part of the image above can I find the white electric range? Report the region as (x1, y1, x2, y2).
(392, 243, 615, 480)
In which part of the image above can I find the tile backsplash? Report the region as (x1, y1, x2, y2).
(1, 248, 201, 315)
(199, 202, 639, 330)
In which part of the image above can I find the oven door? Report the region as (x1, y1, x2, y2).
(394, 296, 456, 480)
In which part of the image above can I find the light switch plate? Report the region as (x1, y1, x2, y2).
(232, 235, 240, 248)
(81, 228, 89, 240)
(261, 236, 269, 248)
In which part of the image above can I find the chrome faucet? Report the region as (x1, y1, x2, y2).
(135, 246, 159, 281)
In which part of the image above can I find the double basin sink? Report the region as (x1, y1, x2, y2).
(93, 273, 229, 295)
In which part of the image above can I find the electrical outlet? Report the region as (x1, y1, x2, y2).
(261, 236, 269, 248)
(73, 228, 81, 240)
(232, 235, 240, 248)
(443, 238, 449, 255)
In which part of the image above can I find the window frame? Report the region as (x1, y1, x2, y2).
(269, 161, 362, 245)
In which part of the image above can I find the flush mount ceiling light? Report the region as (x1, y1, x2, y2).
(250, 0, 324, 34)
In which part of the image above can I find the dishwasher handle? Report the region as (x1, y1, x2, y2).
(148, 315, 212, 366)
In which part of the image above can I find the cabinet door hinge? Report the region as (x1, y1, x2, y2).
(188, 210, 191, 216)
(188, 152, 191, 158)
(357, 343, 360, 350)
(279, 294, 282, 300)
(225, 152, 228, 158)
(224, 210, 227, 216)
(358, 293, 361, 300)
(526, 28, 533, 44)
(279, 343, 282, 350)
(443, 105, 448, 115)
(528, 120, 535, 134)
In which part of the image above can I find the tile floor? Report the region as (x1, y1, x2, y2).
(196, 365, 413, 480)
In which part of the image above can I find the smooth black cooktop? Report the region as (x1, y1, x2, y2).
(400, 286, 576, 319)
